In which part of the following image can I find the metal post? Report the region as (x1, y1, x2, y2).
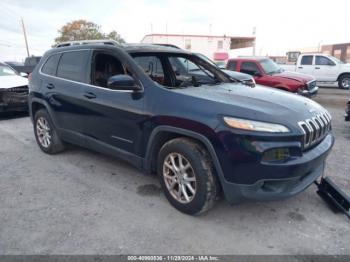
(252, 26, 256, 56)
(21, 17, 30, 57)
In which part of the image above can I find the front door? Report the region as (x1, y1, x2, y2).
(80, 50, 145, 154)
(313, 55, 339, 82)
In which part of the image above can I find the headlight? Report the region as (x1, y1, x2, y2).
(223, 116, 290, 133)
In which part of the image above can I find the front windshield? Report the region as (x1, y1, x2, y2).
(194, 53, 217, 67)
(132, 53, 230, 88)
(0, 64, 17, 76)
(260, 59, 283, 74)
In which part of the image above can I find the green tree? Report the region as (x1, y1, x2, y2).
(54, 19, 125, 45)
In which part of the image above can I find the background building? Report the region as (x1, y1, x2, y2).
(141, 33, 255, 62)
(321, 43, 350, 63)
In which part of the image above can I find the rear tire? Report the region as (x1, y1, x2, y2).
(157, 137, 219, 215)
(338, 74, 350, 89)
(34, 109, 65, 154)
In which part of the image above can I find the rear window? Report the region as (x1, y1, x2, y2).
(301, 55, 313, 65)
(41, 54, 61, 76)
(56, 50, 90, 82)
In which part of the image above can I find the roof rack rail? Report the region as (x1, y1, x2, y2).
(55, 39, 121, 48)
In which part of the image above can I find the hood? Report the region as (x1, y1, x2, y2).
(0, 75, 28, 90)
(273, 71, 315, 84)
(222, 69, 252, 81)
(340, 63, 350, 69)
(172, 83, 327, 130)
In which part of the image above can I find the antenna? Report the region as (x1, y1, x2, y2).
(21, 17, 30, 57)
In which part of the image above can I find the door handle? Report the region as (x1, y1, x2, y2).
(46, 83, 55, 89)
(315, 67, 320, 69)
(298, 66, 303, 69)
(84, 92, 97, 99)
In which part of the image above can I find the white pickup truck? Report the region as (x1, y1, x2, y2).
(281, 53, 350, 89)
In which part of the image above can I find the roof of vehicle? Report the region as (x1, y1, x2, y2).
(122, 43, 189, 54)
(49, 41, 191, 55)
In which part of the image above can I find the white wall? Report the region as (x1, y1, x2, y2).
(142, 35, 252, 60)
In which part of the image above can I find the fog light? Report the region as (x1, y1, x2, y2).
(262, 148, 290, 162)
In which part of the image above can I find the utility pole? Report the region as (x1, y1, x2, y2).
(252, 26, 256, 56)
(21, 17, 30, 57)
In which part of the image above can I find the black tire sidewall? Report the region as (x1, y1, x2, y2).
(339, 75, 350, 89)
(34, 109, 62, 154)
(157, 139, 215, 215)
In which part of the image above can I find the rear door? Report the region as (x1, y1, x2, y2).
(297, 55, 314, 75)
(43, 50, 90, 138)
(314, 55, 338, 81)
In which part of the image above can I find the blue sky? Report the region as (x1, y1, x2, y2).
(1, 0, 349, 61)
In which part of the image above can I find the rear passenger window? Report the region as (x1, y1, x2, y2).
(57, 51, 90, 82)
(301, 56, 313, 65)
(41, 54, 61, 76)
(227, 61, 237, 71)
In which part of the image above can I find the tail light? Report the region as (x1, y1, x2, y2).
(28, 73, 32, 81)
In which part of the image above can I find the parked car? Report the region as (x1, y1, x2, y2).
(280, 54, 350, 89)
(153, 46, 256, 87)
(215, 61, 226, 69)
(345, 99, 350, 121)
(226, 57, 318, 97)
(5, 56, 41, 75)
(194, 53, 255, 87)
(0, 62, 29, 113)
(29, 42, 334, 215)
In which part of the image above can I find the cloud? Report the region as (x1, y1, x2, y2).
(0, 0, 349, 61)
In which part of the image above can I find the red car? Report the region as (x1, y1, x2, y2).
(226, 57, 318, 97)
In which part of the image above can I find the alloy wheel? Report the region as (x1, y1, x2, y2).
(162, 153, 196, 204)
(36, 117, 52, 148)
(342, 78, 350, 88)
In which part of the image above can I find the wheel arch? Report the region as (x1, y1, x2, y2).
(337, 72, 350, 81)
(29, 98, 57, 127)
(144, 126, 226, 185)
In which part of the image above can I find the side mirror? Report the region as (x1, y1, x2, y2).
(107, 75, 141, 91)
(20, 72, 28, 77)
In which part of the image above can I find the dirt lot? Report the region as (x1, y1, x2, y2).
(0, 87, 349, 255)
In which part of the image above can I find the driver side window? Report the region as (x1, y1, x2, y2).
(92, 53, 127, 88)
(240, 62, 260, 76)
(133, 56, 165, 85)
(315, 56, 335, 66)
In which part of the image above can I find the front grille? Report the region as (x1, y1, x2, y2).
(298, 111, 331, 150)
(6, 85, 28, 94)
(307, 80, 317, 90)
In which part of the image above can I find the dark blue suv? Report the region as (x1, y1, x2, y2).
(28, 41, 334, 215)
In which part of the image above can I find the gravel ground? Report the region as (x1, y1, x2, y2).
(0, 87, 349, 255)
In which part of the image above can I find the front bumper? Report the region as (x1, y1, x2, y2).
(345, 101, 350, 121)
(298, 85, 319, 98)
(0, 90, 28, 112)
(218, 134, 334, 203)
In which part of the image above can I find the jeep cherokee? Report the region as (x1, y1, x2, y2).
(28, 41, 334, 215)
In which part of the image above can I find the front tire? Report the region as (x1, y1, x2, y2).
(338, 74, 350, 89)
(34, 109, 65, 154)
(157, 138, 219, 215)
